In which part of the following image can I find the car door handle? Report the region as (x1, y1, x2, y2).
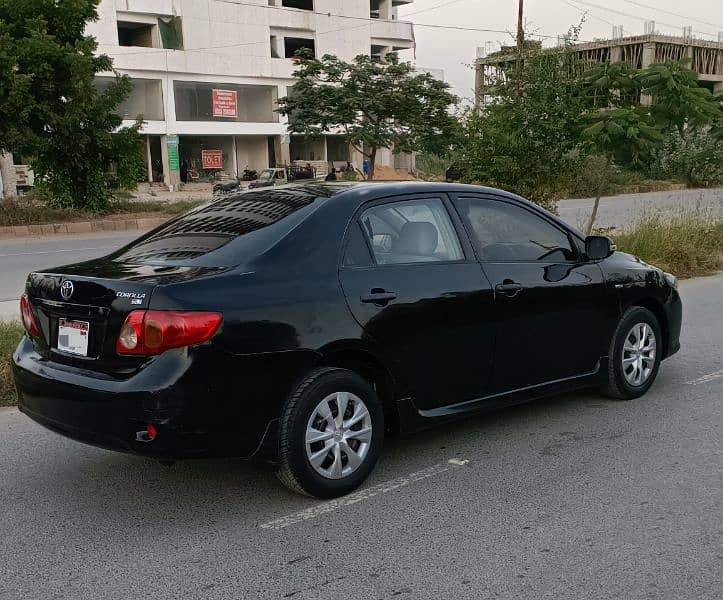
(360, 290, 397, 305)
(495, 282, 523, 298)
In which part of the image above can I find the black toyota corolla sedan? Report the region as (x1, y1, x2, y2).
(13, 182, 682, 498)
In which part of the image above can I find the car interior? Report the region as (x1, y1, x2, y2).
(361, 198, 462, 264)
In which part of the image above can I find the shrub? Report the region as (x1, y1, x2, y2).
(415, 153, 448, 181)
(612, 209, 723, 278)
(646, 129, 723, 188)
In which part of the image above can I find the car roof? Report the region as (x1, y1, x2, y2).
(273, 180, 526, 201)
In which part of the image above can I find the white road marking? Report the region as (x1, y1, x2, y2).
(0, 246, 113, 258)
(685, 369, 723, 386)
(260, 459, 470, 531)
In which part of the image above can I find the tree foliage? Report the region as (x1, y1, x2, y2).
(455, 50, 722, 220)
(0, 0, 141, 208)
(277, 51, 458, 179)
(455, 46, 590, 211)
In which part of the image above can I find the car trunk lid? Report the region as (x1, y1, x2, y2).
(25, 261, 221, 374)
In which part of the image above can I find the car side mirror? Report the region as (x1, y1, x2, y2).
(585, 235, 615, 261)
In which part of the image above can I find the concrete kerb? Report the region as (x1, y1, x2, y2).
(0, 217, 170, 239)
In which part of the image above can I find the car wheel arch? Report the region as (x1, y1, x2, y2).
(626, 297, 669, 357)
(317, 347, 400, 433)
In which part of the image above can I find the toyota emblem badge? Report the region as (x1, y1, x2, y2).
(60, 280, 74, 300)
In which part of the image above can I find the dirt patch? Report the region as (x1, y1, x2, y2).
(373, 165, 418, 181)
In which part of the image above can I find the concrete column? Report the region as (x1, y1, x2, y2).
(641, 42, 656, 68)
(379, 0, 392, 20)
(145, 136, 153, 184)
(713, 81, 723, 94)
(0, 151, 17, 199)
(349, 145, 364, 174)
(274, 135, 291, 166)
(160, 135, 181, 190)
(160, 135, 170, 187)
(640, 43, 656, 106)
(379, 46, 392, 61)
(231, 136, 239, 177)
(610, 45, 622, 63)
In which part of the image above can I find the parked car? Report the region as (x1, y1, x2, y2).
(13, 182, 682, 498)
(247, 167, 295, 189)
(212, 178, 242, 197)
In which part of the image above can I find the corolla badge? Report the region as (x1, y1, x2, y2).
(116, 291, 147, 305)
(60, 280, 74, 300)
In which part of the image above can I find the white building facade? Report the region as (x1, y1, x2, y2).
(89, 0, 416, 186)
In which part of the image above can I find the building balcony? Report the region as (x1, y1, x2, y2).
(370, 18, 414, 47)
(114, 0, 173, 16)
(101, 45, 297, 79)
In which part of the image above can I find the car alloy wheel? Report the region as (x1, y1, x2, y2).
(277, 367, 384, 498)
(305, 392, 372, 479)
(621, 322, 657, 387)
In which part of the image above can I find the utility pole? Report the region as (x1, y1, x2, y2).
(516, 0, 524, 55)
(515, 0, 524, 93)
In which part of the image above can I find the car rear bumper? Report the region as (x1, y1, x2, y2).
(12, 336, 278, 459)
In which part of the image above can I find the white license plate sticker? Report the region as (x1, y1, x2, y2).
(57, 319, 90, 357)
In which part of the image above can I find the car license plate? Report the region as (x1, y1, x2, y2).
(57, 319, 90, 357)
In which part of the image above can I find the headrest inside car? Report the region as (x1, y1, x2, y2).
(394, 221, 439, 256)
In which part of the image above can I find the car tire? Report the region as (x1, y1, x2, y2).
(276, 367, 384, 498)
(602, 306, 662, 400)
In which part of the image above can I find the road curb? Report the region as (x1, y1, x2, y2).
(0, 217, 169, 239)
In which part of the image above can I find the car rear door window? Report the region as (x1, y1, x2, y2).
(360, 198, 463, 265)
(460, 197, 576, 262)
(343, 223, 373, 267)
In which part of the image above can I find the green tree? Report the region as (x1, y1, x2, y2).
(580, 108, 664, 233)
(457, 44, 721, 224)
(454, 45, 590, 211)
(277, 51, 458, 180)
(0, 0, 141, 209)
(636, 60, 721, 136)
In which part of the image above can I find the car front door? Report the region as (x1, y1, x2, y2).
(339, 194, 495, 410)
(451, 193, 619, 393)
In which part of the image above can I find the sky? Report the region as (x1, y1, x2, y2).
(398, 0, 723, 102)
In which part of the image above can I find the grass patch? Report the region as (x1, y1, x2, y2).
(0, 197, 205, 227)
(415, 153, 448, 181)
(612, 211, 723, 278)
(0, 322, 23, 407)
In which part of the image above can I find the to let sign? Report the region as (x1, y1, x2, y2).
(212, 89, 237, 118)
(202, 149, 223, 170)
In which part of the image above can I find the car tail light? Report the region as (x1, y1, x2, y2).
(116, 310, 222, 355)
(20, 294, 40, 337)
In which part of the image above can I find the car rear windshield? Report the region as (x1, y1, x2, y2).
(110, 186, 335, 267)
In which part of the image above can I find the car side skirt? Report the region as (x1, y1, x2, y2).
(395, 363, 603, 433)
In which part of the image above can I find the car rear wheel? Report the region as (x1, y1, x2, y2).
(277, 367, 384, 498)
(602, 306, 662, 400)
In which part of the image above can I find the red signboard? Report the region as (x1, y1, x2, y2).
(212, 89, 237, 118)
(202, 149, 223, 170)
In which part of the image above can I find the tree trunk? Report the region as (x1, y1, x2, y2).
(0, 151, 16, 200)
(584, 193, 602, 235)
(584, 155, 610, 235)
(368, 147, 377, 181)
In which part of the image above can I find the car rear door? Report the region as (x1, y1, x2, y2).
(451, 193, 619, 393)
(339, 193, 495, 410)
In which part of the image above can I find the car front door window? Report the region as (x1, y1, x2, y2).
(462, 198, 576, 262)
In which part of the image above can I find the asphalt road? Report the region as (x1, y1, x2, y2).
(0, 274, 721, 599)
(0, 232, 137, 319)
(1, 187, 721, 320)
(558, 186, 723, 230)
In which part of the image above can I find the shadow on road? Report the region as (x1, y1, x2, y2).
(11, 385, 639, 531)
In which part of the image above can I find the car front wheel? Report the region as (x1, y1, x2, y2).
(277, 367, 384, 498)
(602, 306, 662, 400)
